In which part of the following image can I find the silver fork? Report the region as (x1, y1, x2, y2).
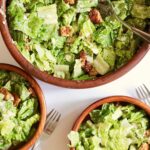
(99, 0, 150, 43)
(136, 84, 150, 106)
(31, 109, 61, 150)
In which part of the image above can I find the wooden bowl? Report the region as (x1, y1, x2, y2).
(0, 63, 46, 150)
(71, 96, 150, 150)
(0, 1, 150, 88)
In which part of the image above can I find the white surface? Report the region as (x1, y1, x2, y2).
(0, 33, 150, 150)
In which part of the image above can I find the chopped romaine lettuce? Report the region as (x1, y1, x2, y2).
(68, 103, 150, 150)
(131, 4, 150, 19)
(93, 53, 110, 75)
(7, 0, 149, 80)
(77, 0, 98, 13)
(0, 71, 40, 149)
(37, 4, 58, 24)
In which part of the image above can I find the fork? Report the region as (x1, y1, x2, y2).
(31, 109, 61, 150)
(99, 0, 150, 43)
(136, 84, 150, 106)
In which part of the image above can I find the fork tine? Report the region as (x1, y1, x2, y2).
(136, 88, 142, 99)
(143, 84, 150, 95)
(142, 84, 150, 105)
(140, 85, 149, 105)
(45, 109, 57, 129)
(138, 86, 145, 99)
(46, 109, 54, 119)
(44, 112, 61, 135)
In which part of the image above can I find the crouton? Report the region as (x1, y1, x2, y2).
(89, 9, 103, 24)
(0, 88, 14, 101)
(13, 93, 21, 107)
(60, 26, 72, 37)
(139, 143, 149, 150)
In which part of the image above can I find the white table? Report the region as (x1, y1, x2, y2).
(0, 33, 150, 150)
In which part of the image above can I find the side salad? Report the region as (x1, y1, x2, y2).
(68, 103, 150, 150)
(0, 70, 40, 150)
(7, 0, 150, 80)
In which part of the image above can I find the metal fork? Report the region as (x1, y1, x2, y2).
(136, 84, 150, 106)
(31, 109, 61, 150)
(99, 0, 150, 43)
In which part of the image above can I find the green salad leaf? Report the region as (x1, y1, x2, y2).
(0, 71, 40, 149)
(7, 0, 149, 80)
(68, 103, 150, 150)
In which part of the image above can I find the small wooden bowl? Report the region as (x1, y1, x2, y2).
(0, 64, 46, 150)
(0, 1, 150, 88)
(71, 96, 150, 150)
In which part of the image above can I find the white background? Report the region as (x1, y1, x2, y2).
(0, 33, 150, 150)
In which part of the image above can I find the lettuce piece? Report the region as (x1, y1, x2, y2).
(62, 8, 76, 26)
(72, 59, 83, 78)
(93, 53, 110, 75)
(54, 65, 70, 79)
(18, 98, 38, 120)
(0, 120, 15, 137)
(27, 12, 44, 38)
(7, 0, 26, 18)
(38, 24, 58, 41)
(73, 75, 94, 81)
(3, 81, 11, 91)
(37, 4, 58, 24)
(68, 131, 80, 147)
(82, 40, 99, 54)
(34, 44, 56, 63)
(77, 0, 98, 12)
(13, 83, 31, 101)
(131, 4, 150, 19)
(51, 35, 66, 49)
(78, 13, 89, 28)
(115, 30, 134, 50)
(100, 47, 116, 70)
(126, 18, 146, 30)
(105, 16, 121, 30)
(94, 25, 113, 48)
(70, 37, 82, 54)
(80, 20, 95, 38)
(90, 103, 116, 123)
(112, 0, 129, 20)
(56, 0, 70, 17)
(115, 49, 134, 68)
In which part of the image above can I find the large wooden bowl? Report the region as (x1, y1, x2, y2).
(0, 64, 46, 150)
(0, 1, 149, 88)
(71, 96, 150, 150)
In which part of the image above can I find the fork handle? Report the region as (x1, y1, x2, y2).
(131, 27, 150, 44)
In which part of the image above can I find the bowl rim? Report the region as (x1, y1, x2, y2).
(71, 96, 150, 150)
(0, 63, 46, 150)
(0, 1, 150, 89)
(72, 96, 150, 131)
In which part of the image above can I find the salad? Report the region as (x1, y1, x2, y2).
(68, 103, 150, 150)
(7, 0, 150, 80)
(0, 70, 40, 150)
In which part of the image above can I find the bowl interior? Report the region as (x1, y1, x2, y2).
(0, 1, 149, 88)
(0, 64, 46, 150)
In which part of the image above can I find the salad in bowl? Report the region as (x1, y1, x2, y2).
(6, 0, 150, 81)
(0, 64, 46, 150)
(68, 96, 150, 150)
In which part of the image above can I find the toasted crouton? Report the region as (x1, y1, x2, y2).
(89, 9, 103, 24)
